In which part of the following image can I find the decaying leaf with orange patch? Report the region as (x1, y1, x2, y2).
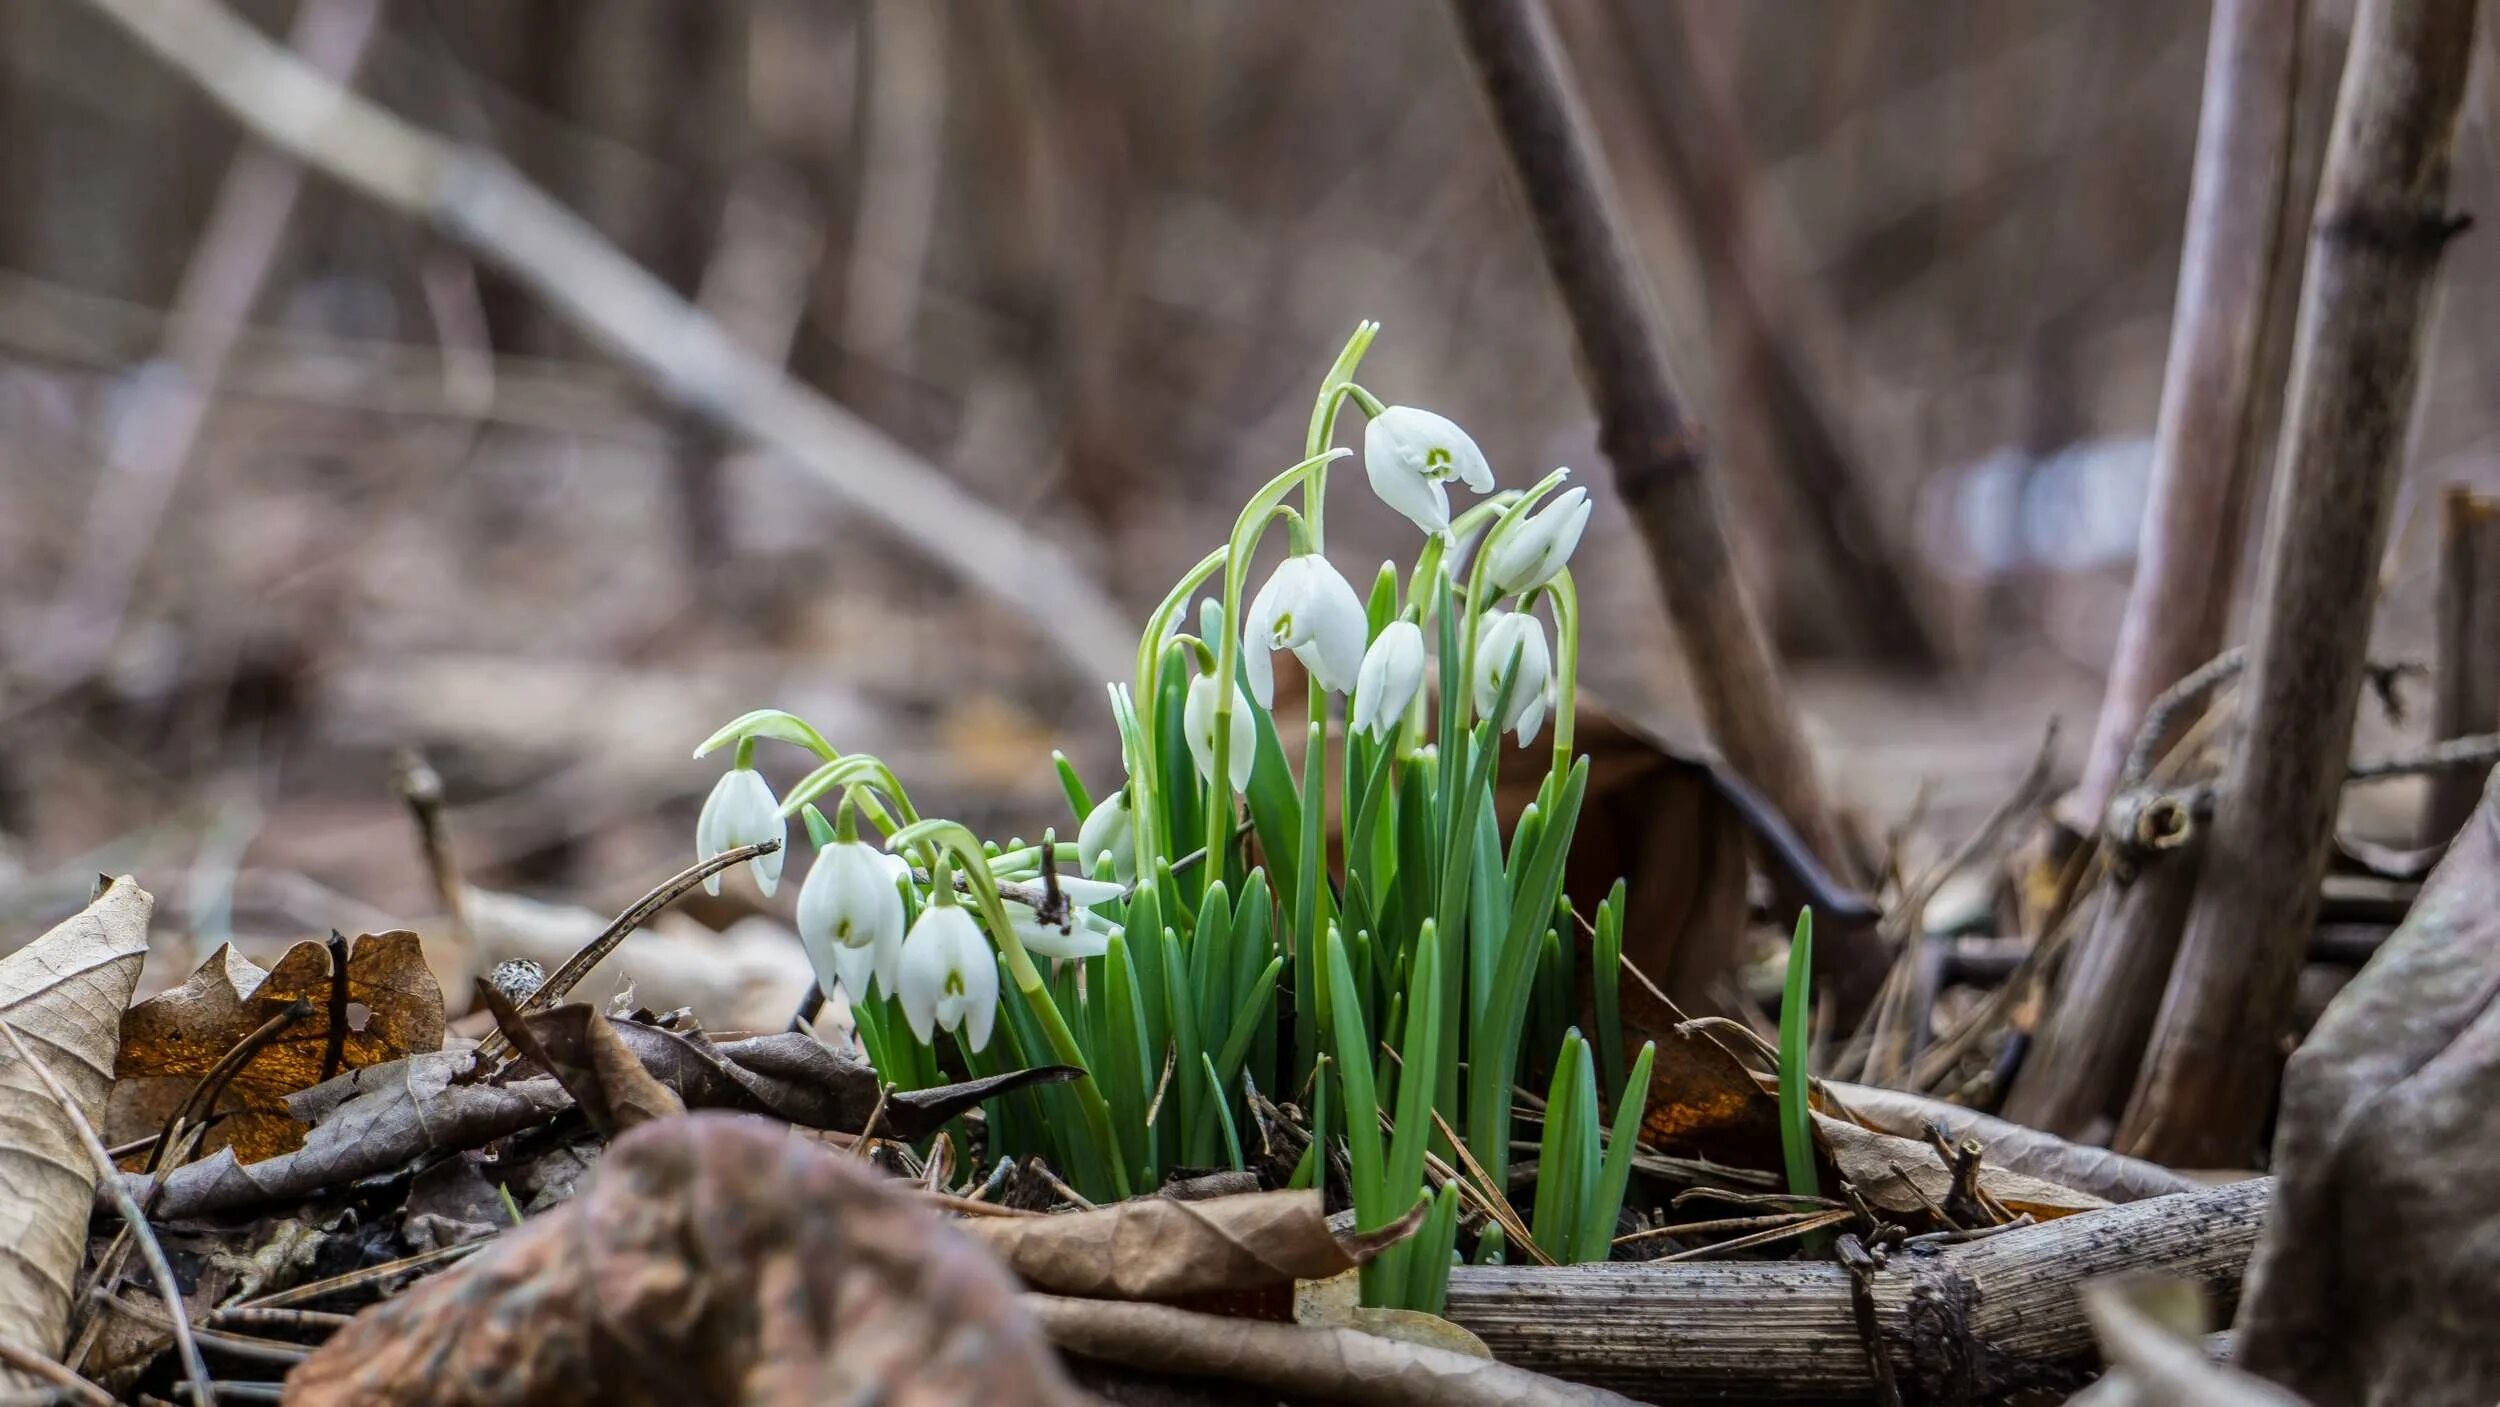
(1614, 974, 1787, 1168)
(106, 931, 445, 1165)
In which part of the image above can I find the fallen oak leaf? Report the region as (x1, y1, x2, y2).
(0, 877, 150, 1390)
(107, 931, 444, 1165)
(961, 1189, 1421, 1302)
(285, 1112, 1086, 1407)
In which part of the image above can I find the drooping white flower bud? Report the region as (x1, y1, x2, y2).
(1364, 405, 1493, 533)
(897, 900, 999, 1052)
(1474, 610, 1554, 745)
(695, 766, 786, 896)
(1244, 553, 1368, 708)
(1076, 790, 1136, 884)
(795, 839, 906, 1002)
(1349, 619, 1427, 740)
(1485, 485, 1591, 596)
(1184, 670, 1258, 792)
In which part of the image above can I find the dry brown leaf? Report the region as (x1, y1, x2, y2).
(287, 1112, 1086, 1406)
(1295, 1269, 1495, 1357)
(1816, 1114, 2108, 1221)
(1026, 1292, 1634, 1406)
(2236, 773, 2500, 1402)
(108, 930, 444, 1164)
(960, 1189, 1410, 1302)
(2079, 1278, 2305, 1406)
(1828, 1079, 2204, 1204)
(1618, 979, 1787, 1164)
(127, 1051, 571, 1219)
(513, 1004, 684, 1135)
(0, 877, 151, 1386)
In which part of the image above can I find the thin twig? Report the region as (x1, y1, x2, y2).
(1612, 1211, 1829, 1248)
(0, 1333, 112, 1407)
(316, 931, 351, 1084)
(0, 1023, 216, 1406)
(472, 840, 778, 1063)
(233, 1240, 488, 1310)
(1653, 1208, 1855, 1262)
(203, 1308, 351, 1334)
(393, 748, 471, 957)
(1427, 1107, 1556, 1266)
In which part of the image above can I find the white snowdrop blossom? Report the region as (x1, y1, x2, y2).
(1349, 619, 1427, 740)
(897, 901, 999, 1052)
(1184, 671, 1258, 792)
(1474, 611, 1554, 745)
(1486, 485, 1591, 596)
(695, 767, 785, 896)
(1003, 875, 1124, 961)
(1076, 790, 1136, 883)
(795, 839, 906, 1002)
(1364, 405, 1493, 534)
(1244, 553, 1367, 708)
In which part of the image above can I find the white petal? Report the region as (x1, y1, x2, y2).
(1363, 439, 1451, 535)
(1077, 793, 1136, 884)
(1352, 621, 1425, 739)
(830, 940, 875, 1005)
(1013, 911, 1112, 961)
(1244, 632, 1277, 712)
(1514, 689, 1548, 746)
(1055, 876, 1125, 908)
(1184, 673, 1219, 781)
(959, 945, 999, 1053)
(1229, 687, 1259, 788)
(873, 923, 904, 998)
(899, 906, 975, 1042)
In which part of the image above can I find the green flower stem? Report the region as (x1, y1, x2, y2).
(888, 818, 1132, 1200)
(1205, 449, 1348, 879)
(732, 735, 757, 770)
(1546, 571, 1581, 769)
(777, 754, 918, 831)
(1301, 320, 1379, 551)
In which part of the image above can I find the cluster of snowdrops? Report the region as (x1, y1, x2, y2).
(688, 325, 1655, 1310)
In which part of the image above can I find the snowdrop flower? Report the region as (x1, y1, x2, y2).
(1076, 790, 1136, 883)
(1244, 553, 1367, 708)
(1349, 619, 1426, 740)
(1003, 875, 1124, 960)
(1474, 611, 1554, 745)
(695, 766, 785, 896)
(1184, 671, 1258, 791)
(796, 839, 906, 1002)
(898, 898, 998, 1052)
(1365, 406, 1493, 534)
(1486, 486, 1591, 596)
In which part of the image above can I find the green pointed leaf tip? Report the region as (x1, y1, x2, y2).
(1778, 908, 1821, 1202)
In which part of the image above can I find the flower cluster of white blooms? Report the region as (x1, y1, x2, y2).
(691, 353, 1591, 1059)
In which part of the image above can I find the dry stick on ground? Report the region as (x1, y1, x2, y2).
(2060, 0, 2310, 840)
(2119, 0, 2480, 1167)
(0, 1024, 216, 1407)
(1445, 1176, 2269, 1402)
(2419, 487, 2500, 843)
(76, 0, 1135, 686)
(23, 0, 382, 691)
(1446, 0, 1885, 1012)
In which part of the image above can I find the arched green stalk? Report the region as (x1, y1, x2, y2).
(884, 817, 1132, 1199)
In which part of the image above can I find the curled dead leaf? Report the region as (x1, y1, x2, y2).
(961, 1189, 1415, 1302)
(286, 1112, 1085, 1406)
(0, 877, 151, 1388)
(108, 931, 444, 1164)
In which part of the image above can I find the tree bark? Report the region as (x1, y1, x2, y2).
(2116, 0, 2477, 1167)
(1446, 0, 1885, 1010)
(1444, 1178, 2268, 1403)
(2419, 487, 2500, 844)
(2060, 0, 2310, 838)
